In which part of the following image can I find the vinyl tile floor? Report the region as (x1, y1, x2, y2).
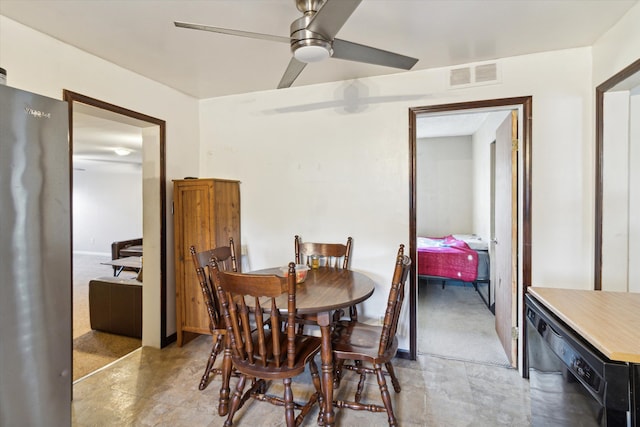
(72, 334, 532, 426)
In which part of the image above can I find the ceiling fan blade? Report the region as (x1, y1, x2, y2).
(332, 39, 418, 70)
(174, 21, 291, 44)
(306, 0, 362, 40)
(278, 58, 307, 89)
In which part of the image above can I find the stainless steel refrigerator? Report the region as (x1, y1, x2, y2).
(0, 84, 71, 426)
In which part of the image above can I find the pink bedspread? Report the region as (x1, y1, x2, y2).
(417, 235, 479, 281)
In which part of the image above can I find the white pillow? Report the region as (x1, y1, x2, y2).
(452, 234, 488, 251)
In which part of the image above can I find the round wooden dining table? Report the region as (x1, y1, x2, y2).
(221, 266, 375, 427)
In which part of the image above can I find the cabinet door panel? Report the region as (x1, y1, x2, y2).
(173, 179, 240, 345)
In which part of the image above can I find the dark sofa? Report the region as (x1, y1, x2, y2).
(89, 276, 142, 338)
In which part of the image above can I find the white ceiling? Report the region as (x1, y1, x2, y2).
(72, 103, 145, 173)
(1, 0, 636, 99)
(417, 112, 491, 139)
(4, 0, 635, 169)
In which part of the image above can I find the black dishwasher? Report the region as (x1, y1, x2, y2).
(525, 294, 635, 426)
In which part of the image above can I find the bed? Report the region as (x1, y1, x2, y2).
(418, 234, 491, 309)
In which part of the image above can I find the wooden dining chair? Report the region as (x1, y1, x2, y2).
(189, 238, 237, 391)
(331, 244, 411, 427)
(294, 235, 356, 322)
(295, 235, 352, 269)
(210, 261, 323, 427)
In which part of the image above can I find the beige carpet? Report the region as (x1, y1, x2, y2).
(73, 253, 141, 381)
(418, 279, 510, 367)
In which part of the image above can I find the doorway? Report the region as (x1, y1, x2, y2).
(63, 91, 168, 377)
(71, 103, 145, 380)
(408, 97, 532, 372)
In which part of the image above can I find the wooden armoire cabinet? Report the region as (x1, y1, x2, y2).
(172, 178, 240, 346)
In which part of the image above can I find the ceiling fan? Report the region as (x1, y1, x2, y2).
(174, 0, 419, 89)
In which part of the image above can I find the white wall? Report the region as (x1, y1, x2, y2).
(592, 2, 640, 293)
(200, 47, 597, 349)
(602, 91, 630, 291)
(471, 111, 511, 242)
(416, 135, 473, 236)
(592, 3, 640, 88)
(630, 91, 640, 293)
(72, 166, 142, 254)
(0, 16, 201, 347)
(606, 89, 640, 293)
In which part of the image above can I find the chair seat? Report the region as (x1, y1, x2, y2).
(332, 321, 399, 363)
(234, 333, 322, 380)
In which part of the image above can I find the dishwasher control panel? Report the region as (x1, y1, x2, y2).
(572, 356, 600, 390)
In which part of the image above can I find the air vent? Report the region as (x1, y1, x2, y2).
(448, 62, 500, 88)
(450, 67, 471, 86)
(475, 63, 498, 83)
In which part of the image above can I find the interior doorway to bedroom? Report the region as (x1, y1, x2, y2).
(408, 97, 532, 373)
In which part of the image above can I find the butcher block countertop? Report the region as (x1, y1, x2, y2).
(528, 287, 640, 363)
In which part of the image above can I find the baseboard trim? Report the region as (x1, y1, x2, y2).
(396, 349, 411, 360)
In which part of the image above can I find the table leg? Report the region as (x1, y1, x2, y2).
(317, 311, 335, 427)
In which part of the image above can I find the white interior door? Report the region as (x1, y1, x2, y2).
(493, 111, 518, 367)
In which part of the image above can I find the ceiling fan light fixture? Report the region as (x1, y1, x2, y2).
(292, 38, 332, 63)
(294, 45, 331, 62)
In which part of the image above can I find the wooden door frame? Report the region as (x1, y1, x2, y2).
(63, 90, 171, 347)
(407, 97, 532, 367)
